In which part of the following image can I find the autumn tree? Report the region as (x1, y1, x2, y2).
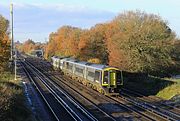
(78, 24, 108, 63)
(45, 10, 179, 75)
(17, 39, 45, 56)
(21, 39, 35, 54)
(106, 10, 176, 75)
(0, 15, 10, 71)
(45, 26, 82, 59)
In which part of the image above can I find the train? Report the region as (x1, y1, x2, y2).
(30, 49, 44, 58)
(51, 56, 123, 95)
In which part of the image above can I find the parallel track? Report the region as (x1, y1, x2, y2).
(26, 59, 157, 120)
(122, 88, 180, 113)
(21, 60, 98, 121)
(52, 75, 156, 121)
(26, 58, 180, 121)
(121, 89, 180, 121)
(52, 70, 179, 121)
(25, 60, 117, 121)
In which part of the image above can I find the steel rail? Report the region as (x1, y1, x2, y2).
(120, 92, 179, 121)
(123, 88, 180, 113)
(44, 72, 117, 121)
(27, 59, 156, 121)
(24, 61, 98, 121)
(26, 58, 179, 121)
(20, 62, 60, 121)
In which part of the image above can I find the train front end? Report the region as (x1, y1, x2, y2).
(102, 68, 123, 95)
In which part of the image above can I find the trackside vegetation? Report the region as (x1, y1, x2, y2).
(157, 78, 180, 100)
(0, 72, 31, 121)
(0, 15, 32, 121)
(123, 73, 180, 100)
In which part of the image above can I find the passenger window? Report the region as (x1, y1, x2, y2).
(76, 67, 83, 73)
(88, 71, 95, 77)
(103, 71, 108, 84)
(95, 71, 100, 82)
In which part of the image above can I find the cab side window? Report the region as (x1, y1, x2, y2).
(103, 71, 108, 84)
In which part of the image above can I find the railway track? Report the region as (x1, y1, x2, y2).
(24, 60, 118, 121)
(23, 60, 118, 121)
(111, 95, 179, 121)
(25, 58, 180, 121)
(48, 74, 169, 121)
(26, 58, 160, 120)
(122, 88, 180, 114)
(21, 60, 98, 121)
(42, 69, 154, 120)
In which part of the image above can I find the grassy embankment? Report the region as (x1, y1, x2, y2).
(156, 78, 180, 100)
(0, 71, 31, 121)
(124, 74, 180, 100)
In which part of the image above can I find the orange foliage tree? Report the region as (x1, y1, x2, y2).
(0, 15, 10, 71)
(106, 11, 176, 74)
(45, 26, 82, 59)
(78, 24, 108, 63)
(16, 39, 45, 56)
(45, 10, 179, 75)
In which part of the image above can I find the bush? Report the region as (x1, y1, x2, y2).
(0, 72, 31, 121)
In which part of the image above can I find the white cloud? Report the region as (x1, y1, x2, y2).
(2, 2, 88, 12)
(0, 2, 115, 42)
(32, 3, 87, 12)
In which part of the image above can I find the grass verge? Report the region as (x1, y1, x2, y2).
(156, 78, 180, 100)
(0, 71, 32, 121)
(124, 74, 180, 100)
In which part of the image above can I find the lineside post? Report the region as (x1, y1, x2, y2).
(10, 3, 14, 60)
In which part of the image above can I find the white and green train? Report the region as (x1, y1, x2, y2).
(51, 56, 123, 95)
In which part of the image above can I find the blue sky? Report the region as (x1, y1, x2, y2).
(0, 0, 179, 42)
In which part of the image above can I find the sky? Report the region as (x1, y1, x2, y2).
(0, 0, 180, 42)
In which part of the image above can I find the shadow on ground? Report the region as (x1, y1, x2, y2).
(123, 71, 175, 96)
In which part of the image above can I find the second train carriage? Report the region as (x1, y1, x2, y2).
(51, 56, 123, 95)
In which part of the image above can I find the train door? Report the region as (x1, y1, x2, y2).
(102, 70, 116, 87)
(109, 71, 116, 87)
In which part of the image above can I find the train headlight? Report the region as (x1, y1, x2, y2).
(111, 89, 114, 93)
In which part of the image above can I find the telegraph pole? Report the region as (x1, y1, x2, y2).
(15, 48, 17, 80)
(10, 3, 17, 80)
(10, 3, 13, 60)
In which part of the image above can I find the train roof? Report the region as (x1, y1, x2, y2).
(74, 61, 89, 66)
(52, 56, 65, 59)
(64, 58, 77, 62)
(86, 63, 108, 70)
(52, 56, 119, 70)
